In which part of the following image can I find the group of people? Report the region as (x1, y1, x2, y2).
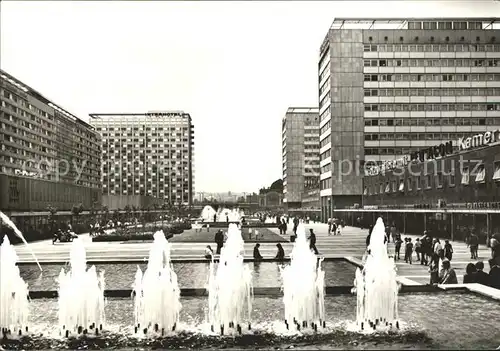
(205, 226, 320, 260)
(463, 260, 500, 289)
(327, 218, 343, 236)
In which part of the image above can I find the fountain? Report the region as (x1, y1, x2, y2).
(200, 205, 217, 222)
(0, 211, 42, 271)
(352, 217, 400, 332)
(216, 208, 243, 222)
(57, 238, 105, 336)
(132, 230, 181, 335)
(280, 223, 325, 332)
(0, 235, 30, 337)
(207, 223, 253, 334)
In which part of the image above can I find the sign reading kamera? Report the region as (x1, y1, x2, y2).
(458, 129, 500, 151)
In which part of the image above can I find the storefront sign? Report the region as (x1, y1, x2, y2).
(365, 155, 410, 176)
(14, 169, 38, 178)
(458, 129, 500, 151)
(410, 141, 453, 162)
(363, 205, 379, 210)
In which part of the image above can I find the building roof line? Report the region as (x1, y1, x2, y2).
(0, 69, 94, 130)
(331, 17, 500, 22)
(89, 112, 191, 119)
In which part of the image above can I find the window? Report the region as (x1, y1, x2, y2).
(407, 178, 412, 191)
(363, 186, 368, 195)
(426, 174, 432, 189)
(475, 164, 486, 183)
(385, 182, 390, 193)
(380, 183, 384, 194)
(399, 180, 405, 192)
(416, 177, 421, 190)
(436, 172, 443, 188)
(449, 173, 456, 187)
(461, 167, 470, 185)
(493, 162, 500, 181)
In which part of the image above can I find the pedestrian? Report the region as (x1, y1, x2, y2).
(463, 263, 477, 283)
(275, 243, 285, 261)
(474, 261, 490, 286)
(332, 221, 337, 236)
(440, 259, 458, 284)
(444, 240, 453, 261)
(433, 238, 442, 255)
(308, 228, 319, 255)
(488, 257, 500, 289)
(394, 235, 402, 260)
(205, 245, 214, 260)
(414, 238, 422, 262)
(490, 234, 499, 259)
(429, 253, 440, 285)
(214, 229, 224, 254)
(253, 243, 263, 261)
(405, 238, 414, 264)
(293, 217, 299, 235)
(468, 232, 479, 259)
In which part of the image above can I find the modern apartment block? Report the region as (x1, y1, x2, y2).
(89, 111, 195, 207)
(0, 69, 101, 212)
(318, 18, 500, 219)
(282, 107, 320, 211)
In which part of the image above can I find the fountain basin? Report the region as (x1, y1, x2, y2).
(19, 260, 357, 291)
(2, 292, 499, 350)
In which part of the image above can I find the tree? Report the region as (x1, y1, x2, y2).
(113, 209, 120, 222)
(47, 205, 57, 232)
(102, 205, 109, 224)
(71, 203, 84, 227)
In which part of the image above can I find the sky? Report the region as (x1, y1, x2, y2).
(1, 0, 499, 193)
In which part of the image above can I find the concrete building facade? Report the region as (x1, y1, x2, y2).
(282, 107, 320, 210)
(0, 69, 101, 212)
(90, 111, 195, 206)
(319, 18, 500, 220)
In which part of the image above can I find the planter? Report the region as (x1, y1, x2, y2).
(91, 231, 173, 242)
(202, 222, 280, 228)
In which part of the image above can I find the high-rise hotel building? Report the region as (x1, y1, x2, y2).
(318, 18, 500, 219)
(282, 107, 320, 210)
(0, 69, 101, 212)
(90, 111, 195, 206)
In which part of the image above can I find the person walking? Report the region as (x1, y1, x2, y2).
(444, 240, 454, 261)
(293, 217, 299, 235)
(214, 229, 224, 254)
(327, 218, 332, 234)
(331, 221, 337, 236)
(394, 234, 402, 260)
(308, 228, 319, 255)
(468, 232, 479, 260)
(414, 238, 422, 262)
(405, 238, 414, 264)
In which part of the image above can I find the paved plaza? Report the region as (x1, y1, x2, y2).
(13, 223, 492, 286)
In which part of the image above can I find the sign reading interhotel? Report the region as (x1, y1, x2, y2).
(458, 129, 500, 151)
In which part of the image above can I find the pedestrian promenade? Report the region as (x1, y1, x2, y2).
(13, 222, 493, 286)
